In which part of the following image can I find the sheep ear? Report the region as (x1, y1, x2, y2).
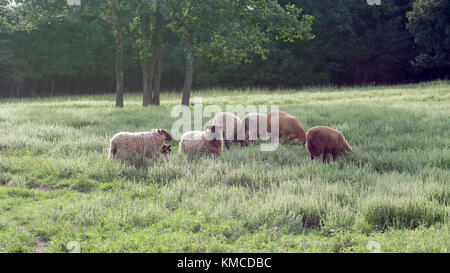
(205, 125, 213, 132)
(209, 125, 222, 134)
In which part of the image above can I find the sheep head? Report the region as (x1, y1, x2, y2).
(204, 125, 223, 148)
(158, 129, 173, 141)
(161, 144, 171, 155)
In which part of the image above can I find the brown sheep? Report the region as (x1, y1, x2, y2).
(267, 110, 306, 149)
(306, 126, 352, 162)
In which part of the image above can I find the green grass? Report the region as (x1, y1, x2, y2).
(0, 80, 449, 253)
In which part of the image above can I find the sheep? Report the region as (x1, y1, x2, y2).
(212, 112, 246, 149)
(108, 129, 172, 159)
(160, 143, 171, 155)
(179, 125, 223, 156)
(305, 126, 352, 162)
(267, 110, 306, 149)
(243, 112, 268, 146)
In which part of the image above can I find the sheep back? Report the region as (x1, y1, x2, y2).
(179, 127, 223, 156)
(267, 110, 306, 145)
(109, 130, 165, 159)
(243, 113, 268, 141)
(306, 126, 352, 158)
(212, 112, 245, 143)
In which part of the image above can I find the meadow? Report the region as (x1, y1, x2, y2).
(0, 81, 449, 253)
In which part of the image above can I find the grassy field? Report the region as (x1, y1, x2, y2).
(0, 81, 449, 253)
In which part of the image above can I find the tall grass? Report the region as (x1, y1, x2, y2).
(0, 81, 448, 252)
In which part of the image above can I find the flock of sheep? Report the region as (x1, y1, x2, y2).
(109, 110, 353, 162)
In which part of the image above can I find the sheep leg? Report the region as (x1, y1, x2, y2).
(253, 140, 256, 146)
(332, 152, 337, 161)
(310, 154, 314, 160)
(290, 139, 295, 150)
(322, 152, 328, 163)
(225, 140, 231, 150)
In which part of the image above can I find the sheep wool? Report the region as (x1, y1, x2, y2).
(109, 129, 172, 159)
(212, 112, 245, 149)
(179, 125, 223, 156)
(267, 110, 306, 148)
(306, 126, 352, 162)
(243, 112, 268, 146)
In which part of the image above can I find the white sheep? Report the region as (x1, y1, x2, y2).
(179, 125, 223, 156)
(109, 129, 172, 159)
(212, 112, 245, 149)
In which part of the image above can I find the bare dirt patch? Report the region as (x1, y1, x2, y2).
(34, 239, 49, 253)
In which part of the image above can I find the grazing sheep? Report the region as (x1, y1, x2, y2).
(267, 110, 306, 149)
(243, 113, 268, 146)
(179, 125, 223, 156)
(160, 143, 171, 155)
(212, 112, 246, 149)
(306, 126, 352, 162)
(109, 129, 172, 159)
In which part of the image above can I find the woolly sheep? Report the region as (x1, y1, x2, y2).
(109, 129, 172, 159)
(212, 112, 246, 149)
(306, 126, 352, 162)
(267, 110, 306, 149)
(179, 125, 223, 156)
(243, 112, 268, 146)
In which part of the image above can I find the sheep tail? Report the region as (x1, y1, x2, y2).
(109, 142, 117, 159)
(344, 140, 352, 152)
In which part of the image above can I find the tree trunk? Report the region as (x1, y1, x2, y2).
(142, 61, 154, 106)
(151, 8, 163, 106)
(115, 31, 124, 108)
(51, 77, 55, 96)
(153, 56, 161, 105)
(140, 9, 154, 107)
(181, 32, 194, 106)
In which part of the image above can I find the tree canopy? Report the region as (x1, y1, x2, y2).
(407, 0, 450, 69)
(0, 0, 448, 100)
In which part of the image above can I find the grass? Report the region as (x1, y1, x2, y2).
(0, 80, 449, 253)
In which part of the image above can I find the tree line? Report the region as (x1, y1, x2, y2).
(0, 0, 448, 106)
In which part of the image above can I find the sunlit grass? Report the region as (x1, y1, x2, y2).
(0, 80, 448, 252)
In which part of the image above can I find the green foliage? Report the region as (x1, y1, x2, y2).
(0, 0, 449, 98)
(166, 0, 313, 63)
(193, 0, 421, 88)
(406, 0, 450, 69)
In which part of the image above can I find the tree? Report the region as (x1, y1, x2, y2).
(167, 0, 313, 106)
(407, 0, 450, 70)
(193, 0, 419, 87)
(83, 0, 136, 107)
(134, 0, 164, 106)
(0, 1, 18, 83)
